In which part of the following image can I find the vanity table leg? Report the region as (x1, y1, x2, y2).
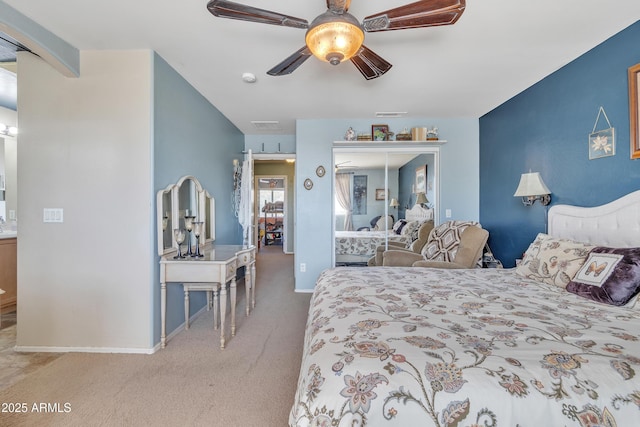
(244, 266, 251, 316)
(219, 284, 227, 349)
(230, 277, 237, 337)
(251, 260, 256, 309)
(184, 288, 190, 330)
(161, 281, 167, 348)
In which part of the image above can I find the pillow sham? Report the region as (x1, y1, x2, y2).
(566, 247, 640, 306)
(514, 233, 594, 288)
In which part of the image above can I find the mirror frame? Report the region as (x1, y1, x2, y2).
(156, 175, 216, 256)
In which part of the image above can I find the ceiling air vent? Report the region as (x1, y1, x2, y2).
(375, 112, 408, 118)
(251, 120, 281, 131)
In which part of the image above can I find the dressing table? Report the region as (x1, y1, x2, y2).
(157, 176, 256, 349)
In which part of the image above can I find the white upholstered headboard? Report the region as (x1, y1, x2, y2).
(405, 205, 433, 222)
(548, 190, 640, 248)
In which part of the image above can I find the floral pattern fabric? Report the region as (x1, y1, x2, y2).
(289, 267, 640, 427)
(335, 231, 412, 257)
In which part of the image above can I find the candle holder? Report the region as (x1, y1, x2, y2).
(173, 229, 186, 259)
(192, 221, 205, 258)
(184, 216, 195, 256)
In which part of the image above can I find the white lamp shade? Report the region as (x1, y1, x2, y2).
(514, 172, 551, 197)
(389, 198, 399, 208)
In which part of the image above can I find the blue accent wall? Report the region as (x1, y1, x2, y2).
(153, 53, 244, 341)
(480, 21, 640, 267)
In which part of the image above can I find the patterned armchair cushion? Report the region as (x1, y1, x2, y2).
(421, 220, 480, 262)
(566, 247, 640, 306)
(514, 233, 594, 288)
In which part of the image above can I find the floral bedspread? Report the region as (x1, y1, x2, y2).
(289, 267, 640, 426)
(335, 231, 411, 257)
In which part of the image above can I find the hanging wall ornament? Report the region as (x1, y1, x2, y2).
(589, 106, 615, 159)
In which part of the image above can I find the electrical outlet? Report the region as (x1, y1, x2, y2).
(445, 209, 452, 218)
(8, 210, 15, 220)
(300, 263, 306, 272)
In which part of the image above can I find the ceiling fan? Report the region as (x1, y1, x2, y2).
(206, 0, 466, 80)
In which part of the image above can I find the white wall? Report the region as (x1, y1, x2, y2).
(16, 50, 154, 351)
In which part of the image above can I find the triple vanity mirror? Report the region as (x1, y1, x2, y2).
(157, 175, 216, 256)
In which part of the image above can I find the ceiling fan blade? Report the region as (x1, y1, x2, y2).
(350, 45, 392, 80)
(207, 0, 309, 29)
(362, 0, 465, 32)
(267, 46, 313, 76)
(326, 0, 351, 14)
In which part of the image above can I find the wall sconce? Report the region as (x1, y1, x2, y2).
(415, 192, 429, 207)
(0, 123, 18, 137)
(514, 172, 551, 206)
(389, 198, 399, 209)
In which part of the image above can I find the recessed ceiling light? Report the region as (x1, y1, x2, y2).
(242, 72, 257, 83)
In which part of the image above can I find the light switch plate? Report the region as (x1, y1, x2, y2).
(43, 208, 64, 223)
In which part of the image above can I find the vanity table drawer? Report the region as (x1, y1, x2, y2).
(163, 260, 236, 283)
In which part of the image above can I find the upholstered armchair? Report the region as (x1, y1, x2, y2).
(382, 222, 489, 269)
(367, 220, 434, 266)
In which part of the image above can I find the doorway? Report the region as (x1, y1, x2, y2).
(252, 157, 295, 254)
(256, 176, 286, 250)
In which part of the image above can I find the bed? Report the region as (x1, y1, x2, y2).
(291, 191, 640, 426)
(335, 206, 433, 265)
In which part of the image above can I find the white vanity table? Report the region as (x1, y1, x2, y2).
(159, 243, 255, 349)
(157, 176, 256, 349)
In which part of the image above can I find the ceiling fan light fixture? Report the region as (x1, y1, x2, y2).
(305, 12, 364, 65)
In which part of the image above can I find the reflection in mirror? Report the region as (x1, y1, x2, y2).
(157, 183, 175, 256)
(162, 191, 172, 250)
(178, 178, 198, 229)
(333, 146, 439, 267)
(204, 190, 216, 244)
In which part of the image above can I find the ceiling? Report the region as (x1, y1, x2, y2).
(4, 0, 640, 135)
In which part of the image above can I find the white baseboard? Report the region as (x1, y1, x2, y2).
(14, 307, 209, 354)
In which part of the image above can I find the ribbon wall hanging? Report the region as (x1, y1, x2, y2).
(589, 106, 615, 159)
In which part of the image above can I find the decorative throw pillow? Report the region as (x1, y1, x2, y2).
(421, 220, 480, 262)
(401, 221, 420, 239)
(566, 247, 640, 306)
(393, 219, 407, 235)
(514, 233, 594, 288)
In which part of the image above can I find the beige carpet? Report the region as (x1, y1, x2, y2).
(0, 247, 311, 426)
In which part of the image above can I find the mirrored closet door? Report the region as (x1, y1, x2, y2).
(333, 143, 440, 266)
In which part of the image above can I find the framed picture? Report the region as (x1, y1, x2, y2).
(415, 165, 427, 193)
(589, 128, 615, 159)
(371, 124, 389, 141)
(375, 188, 388, 201)
(353, 175, 367, 215)
(629, 63, 640, 159)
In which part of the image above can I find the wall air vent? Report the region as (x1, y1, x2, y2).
(251, 120, 281, 131)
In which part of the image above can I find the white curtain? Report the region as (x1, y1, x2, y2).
(238, 152, 253, 245)
(335, 173, 353, 231)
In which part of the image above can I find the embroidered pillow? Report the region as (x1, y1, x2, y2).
(566, 247, 640, 306)
(421, 220, 480, 262)
(393, 219, 407, 235)
(514, 233, 594, 288)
